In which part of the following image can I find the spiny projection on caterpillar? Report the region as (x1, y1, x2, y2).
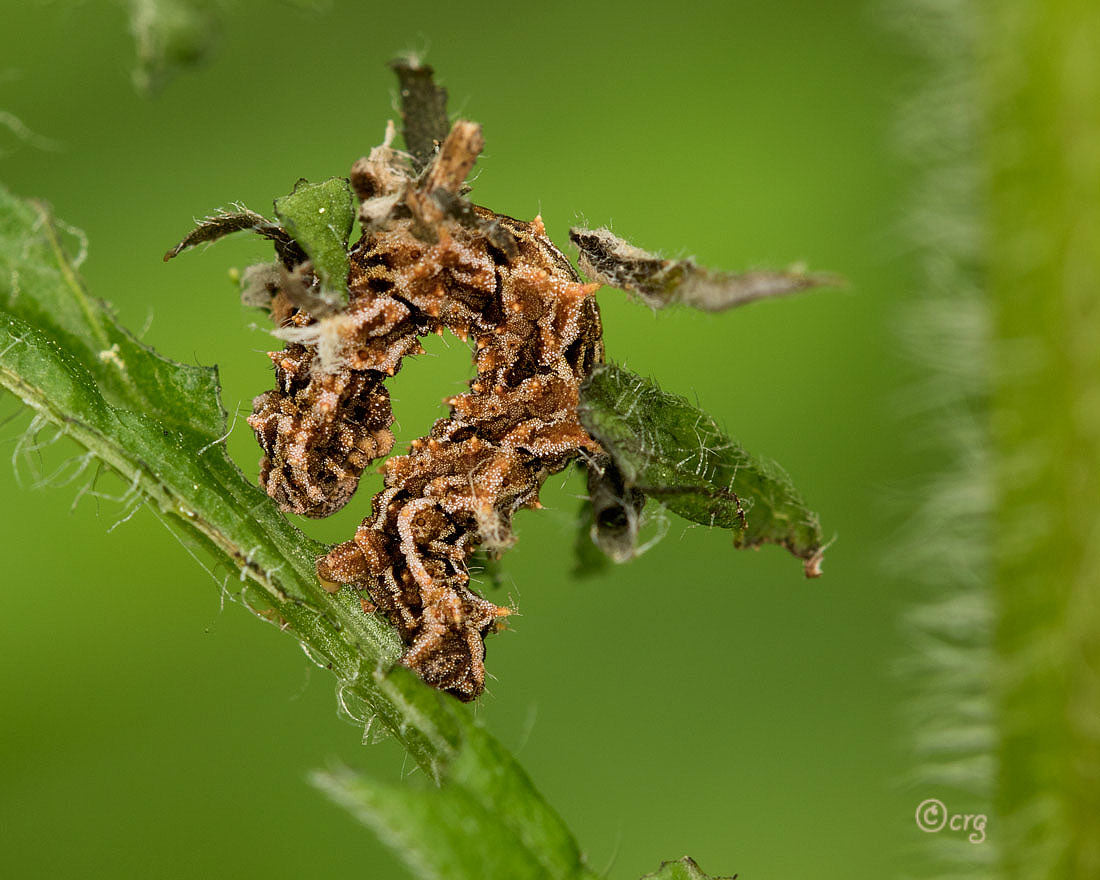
(165, 60, 832, 701)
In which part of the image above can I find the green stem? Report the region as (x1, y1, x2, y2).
(987, 0, 1100, 875)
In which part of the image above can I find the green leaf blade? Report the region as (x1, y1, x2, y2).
(273, 177, 355, 304)
(314, 669, 595, 880)
(578, 364, 825, 576)
(314, 766, 554, 880)
(0, 189, 223, 440)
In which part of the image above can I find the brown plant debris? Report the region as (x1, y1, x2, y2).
(246, 118, 604, 700)
(388, 56, 450, 171)
(582, 455, 647, 565)
(569, 226, 838, 312)
(163, 207, 302, 266)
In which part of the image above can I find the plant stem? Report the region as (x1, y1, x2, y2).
(987, 0, 1100, 874)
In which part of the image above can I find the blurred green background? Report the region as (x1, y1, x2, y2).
(0, 1, 940, 877)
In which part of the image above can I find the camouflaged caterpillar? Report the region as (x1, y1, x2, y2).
(165, 65, 829, 701)
(245, 119, 604, 701)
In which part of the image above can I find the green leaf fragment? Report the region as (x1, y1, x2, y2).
(312, 666, 597, 880)
(273, 177, 355, 305)
(641, 856, 738, 880)
(578, 364, 825, 576)
(569, 226, 838, 312)
(1, 191, 222, 439)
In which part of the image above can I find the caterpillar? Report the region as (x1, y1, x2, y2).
(247, 121, 604, 700)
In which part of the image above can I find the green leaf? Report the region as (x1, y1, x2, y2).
(570, 226, 838, 312)
(273, 177, 355, 305)
(578, 364, 825, 576)
(1, 193, 221, 439)
(640, 856, 737, 880)
(312, 667, 598, 880)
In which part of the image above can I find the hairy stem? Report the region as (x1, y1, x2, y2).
(987, 0, 1100, 875)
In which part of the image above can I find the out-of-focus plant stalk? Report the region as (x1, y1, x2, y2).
(986, 1, 1100, 875)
